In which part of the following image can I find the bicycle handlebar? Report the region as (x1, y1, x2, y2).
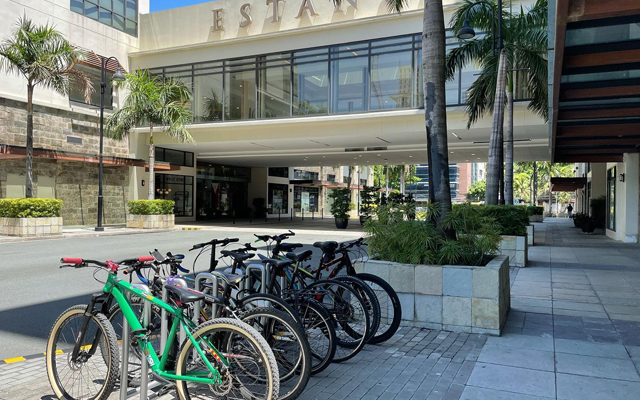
(60, 256, 154, 268)
(339, 237, 367, 250)
(189, 237, 239, 251)
(254, 230, 295, 243)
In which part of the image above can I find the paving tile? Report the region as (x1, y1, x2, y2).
(554, 338, 629, 359)
(460, 386, 553, 400)
(466, 363, 555, 398)
(557, 373, 640, 400)
(477, 344, 554, 371)
(485, 334, 554, 352)
(555, 353, 640, 381)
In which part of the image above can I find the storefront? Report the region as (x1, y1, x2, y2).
(196, 163, 250, 220)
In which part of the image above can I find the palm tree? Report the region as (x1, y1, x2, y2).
(106, 70, 193, 199)
(333, 0, 453, 225)
(446, 0, 548, 204)
(0, 16, 91, 198)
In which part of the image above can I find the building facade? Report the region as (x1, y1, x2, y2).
(1, 0, 546, 224)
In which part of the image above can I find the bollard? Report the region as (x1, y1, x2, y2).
(312, 210, 315, 220)
(279, 208, 281, 222)
(302, 209, 304, 221)
(322, 208, 324, 219)
(233, 210, 236, 225)
(291, 208, 293, 221)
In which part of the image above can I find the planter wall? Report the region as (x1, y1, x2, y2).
(499, 235, 528, 267)
(0, 217, 63, 237)
(529, 215, 544, 223)
(354, 255, 510, 335)
(126, 214, 174, 229)
(526, 225, 534, 246)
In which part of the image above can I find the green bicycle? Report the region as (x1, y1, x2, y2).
(46, 256, 279, 400)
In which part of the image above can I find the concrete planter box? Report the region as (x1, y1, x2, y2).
(126, 214, 174, 229)
(354, 255, 510, 335)
(526, 225, 534, 246)
(529, 215, 544, 223)
(499, 235, 528, 267)
(0, 217, 63, 237)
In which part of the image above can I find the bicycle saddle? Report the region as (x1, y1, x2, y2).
(279, 243, 303, 251)
(261, 258, 294, 270)
(220, 250, 253, 261)
(164, 285, 205, 304)
(313, 241, 338, 252)
(286, 250, 313, 263)
(213, 271, 244, 285)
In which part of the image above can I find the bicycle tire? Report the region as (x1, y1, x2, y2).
(241, 307, 311, 400)
(235, 292, 302, 327)
(355, 273, 402, 344)
(333, 275, 381, 344)
(175, 318, 280, 400)
(46, 304, 119, 400)
(304, 279, 370, 363)
(285, 298, 336, 375)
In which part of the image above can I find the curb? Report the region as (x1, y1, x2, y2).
(0, 227, 179, 244)
(1, 350, 56, 365)
(181, 227, 201, 231)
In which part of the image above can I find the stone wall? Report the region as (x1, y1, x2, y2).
(0, 97, 128, 157)
(0, 159, 129, 226)
(499, 235, 528, 267)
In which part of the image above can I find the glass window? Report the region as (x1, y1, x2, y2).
(294, 186, 319, 212)
(258, 64, 291, 118)
(370, 51, 412, 110)
(268, 167, 289, 178)
(293, 169, 319, 180)
(194, 74, 224, 122)
(607, 167, 616, 231)
(293, 61, 329, 115)
(331, 56, 368, 113)
(99, 0, 111, 9)
(113, 0, 125, 15)
(226, 64, 256, 120)
(85, 1, 98, 19)
(125, 19, 137, 36)
(460, 62, 480, 105)
(69, 64, 113, 107)
(71, 0, 83, 14)
(268, 183, 289, 213)
(155, 174, 193, 217)
(99, 8, 112, 25)
(156, 148, 194, 167)
(413, 49, 423, 107)
(566, 22, 640, 47)
(126, 0, 137, 20)
(113, 14, 125, 30)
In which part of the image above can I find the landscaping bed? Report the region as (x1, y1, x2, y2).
(0, 198, 63, 237)
(126, 199, 175, 229)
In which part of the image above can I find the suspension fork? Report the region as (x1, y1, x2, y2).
(71, 293, 109, 362)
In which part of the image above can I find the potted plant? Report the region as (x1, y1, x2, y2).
(329, 188, 352, 229)
(573, 212, 587, 228)
(359, 185, 377, 224)
(581, 216, 596, 233)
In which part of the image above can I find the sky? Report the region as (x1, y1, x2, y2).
(150, 0, 216, 12)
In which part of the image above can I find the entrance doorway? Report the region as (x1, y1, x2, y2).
(196, 163, 250, 221)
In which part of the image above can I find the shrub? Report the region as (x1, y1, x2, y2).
(0, 198, 63, 218)
(364, 204, 501, 266)
(360, 186, 377, 217)
(590, 195, 606, 229)
(456, 204, 529, 236)
(328, 188, 351, 220)
(128, 199, 174, 215)
(526, 206, 544, 216)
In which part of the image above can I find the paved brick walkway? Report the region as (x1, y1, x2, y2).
(0, 327, 486, 400)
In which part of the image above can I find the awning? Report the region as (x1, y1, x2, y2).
(0, 144, 174, 170)
(550, 0, 640, 163)
(551, 177, 587, 192)
(76, 48, 127, 74)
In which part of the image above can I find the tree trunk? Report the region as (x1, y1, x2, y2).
(533, 161, 538, 204)
(505, 86, 514, 205)
(25, 83, 34, 198)
(148, 122, 155, 200)
(485, 49, 508, 205)
(423, 0, 452, 221)
(400, 165, 406, 195)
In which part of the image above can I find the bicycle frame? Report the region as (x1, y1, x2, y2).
(103, 272, 228, 385)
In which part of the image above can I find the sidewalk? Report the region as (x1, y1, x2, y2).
(0, 225, 177, 243)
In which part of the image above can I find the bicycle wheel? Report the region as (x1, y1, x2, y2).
(46, 304, 119, 400)
(108, 300, 164, 386)
(235, 293, 302, 327)
(355, 273, 402, 344)
(333, 275, 380, 344)
(175, 318, 279, 400)
(241, 307, 311, 400)
(304, 280, 370, 363)
(286, 298, 336, 375)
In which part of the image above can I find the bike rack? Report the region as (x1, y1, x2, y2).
(194, 272, 220, 322)
(245, 263, 270, 294)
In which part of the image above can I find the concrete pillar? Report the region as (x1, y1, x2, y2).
(622, 153, 639, 243)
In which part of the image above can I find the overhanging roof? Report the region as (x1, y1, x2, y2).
(551, 0, 640, 163)
(551, 177, 587, 192)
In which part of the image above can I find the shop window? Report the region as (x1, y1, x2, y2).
(226, 60, 256, 120)
(155, 174, 193, 217)
(293, 169, 319, 180)
(268, 183, 289, 213)
(607, 167, 616, 231)
(259, 54, 292, 118)
(6, 174, 25, 198)
(156, 148, 194, 167)
(294, 186, 319, 212)
(37, 176, 56, 199)
(327, 174, 336, 183)
(370, 50, 412, 110)
(268, 167, 289, 178)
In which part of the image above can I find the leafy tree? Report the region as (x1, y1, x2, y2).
(448, 0, 548, 204)
(466, 180, 486, 202)
(0, 16, 92, 198)
(106, 70, 193, 199)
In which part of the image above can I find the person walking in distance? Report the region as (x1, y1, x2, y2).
(567, 204, 573, 218)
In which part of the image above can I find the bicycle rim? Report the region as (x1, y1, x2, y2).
(356, 273, 402, 344)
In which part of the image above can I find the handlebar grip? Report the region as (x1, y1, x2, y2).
(61, 258, 83, 264)
(190, 243, 204, 251)
(135, 270, 150, 284)
(177, 265, 190, 273)
(227, 238, 240, 243)
(288, 230, 295, 237)
(138, 256, 155, 262)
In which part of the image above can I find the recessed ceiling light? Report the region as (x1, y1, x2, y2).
(377, 154, 381, 156)
(477, 158, 481, 160)
(322, 156, 326, 158)
(358, 155, 362, 157)
(409, 156, 413, 158)
(450, 151, 454, 154)
(465, 159, 469, 161)
(354, 157, 357, 160)
(471, 154, 475, 156)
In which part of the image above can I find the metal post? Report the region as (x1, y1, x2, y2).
(312, 210, 314, 220)
(160, 286, 168, 353)
(302, 209, 304, 221)
(279, 208, 281, 222)
(233, 210, 235, 225)
(96, 56, 106, 232)
(290, 208, 293, 221)
(322, 208, 324, 219)
(119, 310, 129, 400)
(139, 299, 151, 400)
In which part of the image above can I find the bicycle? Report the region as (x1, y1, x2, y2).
(47, 256, 279, 400)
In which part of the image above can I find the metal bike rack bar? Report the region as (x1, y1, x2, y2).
(245, 263, 270, 295)
(194, 272, 220, 321)
(119, 310, 130, 400)
(160, 285, 167, 354)
(139, 299, 151, 399)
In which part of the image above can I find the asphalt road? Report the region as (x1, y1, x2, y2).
(0, 228, 361, 360)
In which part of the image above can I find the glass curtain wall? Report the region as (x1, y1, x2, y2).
(148, 32, 490, 123)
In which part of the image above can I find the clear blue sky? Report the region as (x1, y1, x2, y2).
(151, 0, 217, 12)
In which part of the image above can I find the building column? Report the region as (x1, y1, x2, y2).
(622, 153, 639, 243)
